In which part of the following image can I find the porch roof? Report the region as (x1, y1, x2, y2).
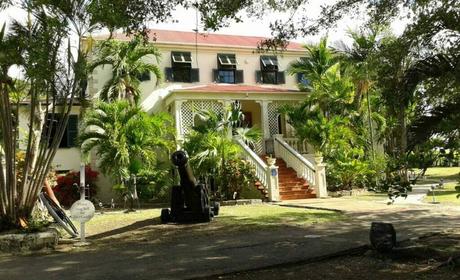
(172, 84, 301, 94)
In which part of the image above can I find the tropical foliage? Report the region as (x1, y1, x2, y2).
(285, 11, 459, 190)
(183, 103, 261, 199)
(53, 166, 99, 207)
(89, 36, 162, 104)
(79, 101, 174, 188)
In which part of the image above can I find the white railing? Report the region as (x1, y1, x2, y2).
(234, 137, 279, 201)
(283, 137, 310, 154)
(274, 135, 316, 186)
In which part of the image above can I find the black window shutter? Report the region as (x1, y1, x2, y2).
(235, 70, 244, 84)
(191, 68, 200, 82)
(138, 71, 151, 82)
(256, 71, 262, 83)
(277, 71, 286, 84)
(165, 67, 174, 82)
(213, 69, 219, 82)
(67, 115, 78, 148)
(296, 73, 303, 83)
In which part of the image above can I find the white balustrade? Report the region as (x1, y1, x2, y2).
(274, 135, 328, 198)
(283, 137, 309, 154)
(234, 137, 279, 201)
(274, 135, 316, 186)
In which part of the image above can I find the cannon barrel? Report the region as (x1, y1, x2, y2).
(171, 150, 197, 188)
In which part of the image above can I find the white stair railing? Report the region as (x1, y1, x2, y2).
(273, 135, 328, 198)
(233, 137, 279, 201)
(282, 138, 309, 154)
(274, 135, 316, 186)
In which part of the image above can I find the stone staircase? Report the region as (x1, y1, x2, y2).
(254, 156, 316, 201)
(277, 158, 316, 200)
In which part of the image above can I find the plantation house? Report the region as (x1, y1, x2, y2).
(51, 29, 328, 202)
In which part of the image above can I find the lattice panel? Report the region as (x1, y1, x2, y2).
(267, 101, 296, 136)
(180, 100, 224, 136)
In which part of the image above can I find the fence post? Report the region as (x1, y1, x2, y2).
(314, 156, 328, 198)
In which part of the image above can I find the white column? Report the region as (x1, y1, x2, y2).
(256, 100, 271, 140)
(256, 100, 272, 155)
(219, 99, 233, 139)
(174, 100, 185, 148)
(314, 156, 328, 198)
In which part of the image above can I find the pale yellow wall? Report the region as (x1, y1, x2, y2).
(88, 42, 305, 103)
(240, 100, 262, 129)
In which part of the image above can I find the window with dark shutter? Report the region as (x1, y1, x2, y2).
(297, 73, 310, 86)
(256, 71, 262, 83)
(67, 115, 78, 148)
(260, 56, 281, 84)
(276, 71, 286, 84)
(165, 67, 174, 81)
(44, 114, 78, 148)
(235, 70, 244, 84)
(171, 51, 193, 82)
(191, 68, 200, 82)
(136, 71, 151, 82)
(216, 53, 238, 83)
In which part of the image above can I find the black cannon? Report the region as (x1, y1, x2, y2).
(160, 151, 219, 223)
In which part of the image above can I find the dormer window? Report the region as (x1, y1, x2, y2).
(213, 54, 244, 84)
(257, 56, 285, 84)
(165, 51, 199, 83)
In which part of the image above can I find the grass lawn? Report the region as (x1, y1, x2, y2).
(424, 182, 460, 204)
(74, 204, 344, 241)
(420, 167, 460, 183)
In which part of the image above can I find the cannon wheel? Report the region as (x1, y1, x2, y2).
(160, 208, 171, 224)
(212, 201, 220, 216)
(39, 193, 79, 238)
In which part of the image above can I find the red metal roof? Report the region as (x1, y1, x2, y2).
(99, 29, 304, 51)
(174, 84, 301, 93)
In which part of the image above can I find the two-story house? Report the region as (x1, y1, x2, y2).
(52, 29, 328, 202)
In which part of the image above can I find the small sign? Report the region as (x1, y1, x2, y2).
(271, 169, 278, 176)
(70, 199, 95, 223)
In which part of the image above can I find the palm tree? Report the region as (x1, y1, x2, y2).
(79, 101, 173, 185)
(335, 28, 384, 160)
(288, 37, 338, 90)
(89, 36, 162, 104)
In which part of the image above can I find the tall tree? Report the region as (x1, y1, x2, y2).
(0, 0, 256, 229)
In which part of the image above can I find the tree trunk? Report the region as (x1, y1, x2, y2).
(398, 103, 408, 183)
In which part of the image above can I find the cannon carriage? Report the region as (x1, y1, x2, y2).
(160, 150, 219, 223)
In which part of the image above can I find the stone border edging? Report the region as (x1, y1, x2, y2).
(275, 203, 345, 213)
(220, 199, 263, 206)
(0, 228, 59, 253)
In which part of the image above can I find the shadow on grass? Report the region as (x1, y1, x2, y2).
(89, 218, 161, 240)
(218, 211, 343, 228)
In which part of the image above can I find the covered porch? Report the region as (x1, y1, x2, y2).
(164, 84, 311, 155)
(164, 84, 328, 202)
